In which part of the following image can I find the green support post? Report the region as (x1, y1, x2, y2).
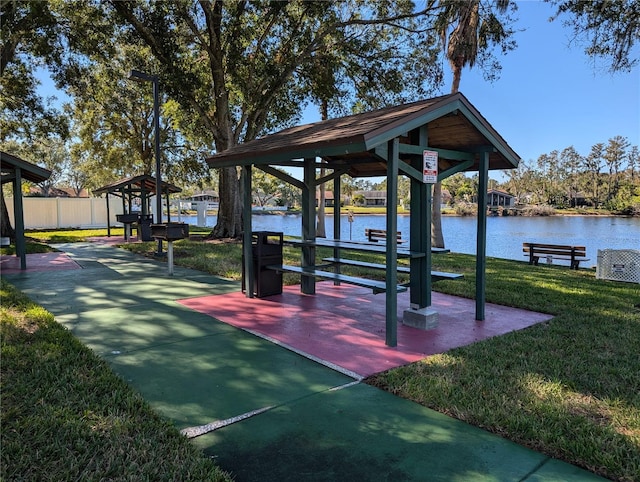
(409, 125, 431, 309)
(242, 165, 254, 298)
(301, 158, 316, 294)
(385, 139, 399, 347)
(475, 151, 489, 320)
(13, 168, 26, 270)
(333, 173, 341, 284)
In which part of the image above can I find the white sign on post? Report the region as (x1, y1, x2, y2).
(423, 150, 438, 184)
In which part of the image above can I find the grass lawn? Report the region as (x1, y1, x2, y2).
(3, 228, 639, 481)
(0, 278, 231, 481)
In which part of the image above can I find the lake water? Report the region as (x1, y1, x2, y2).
(175, 213, 639, 264)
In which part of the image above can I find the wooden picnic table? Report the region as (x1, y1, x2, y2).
(284, 238, 449, 257)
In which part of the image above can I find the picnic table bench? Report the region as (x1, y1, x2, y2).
(523, 242, 589, 269)
(321, 257, 463, 283)
(274, 238, 461, 293)
(365, 228, 405, 244)
(266, 264, 408, 294)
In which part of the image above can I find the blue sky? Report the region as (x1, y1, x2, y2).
(300, 1, 639, 173)
(37, 1, 638, 181)
(445, 1, 640, 166)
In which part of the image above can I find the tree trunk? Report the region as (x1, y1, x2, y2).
(316, 99, 329, 237)
(317, 180, 326, 237)
(450, 63, 462, 93)
(1, 190, 15, 239)
(209, 166, 242, 238)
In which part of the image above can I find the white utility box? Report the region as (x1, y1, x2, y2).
(596, 249, 640, 284)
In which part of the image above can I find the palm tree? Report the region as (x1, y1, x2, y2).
(433, 0, 513, 247)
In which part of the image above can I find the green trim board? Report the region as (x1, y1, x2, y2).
(398, 143, 475, 162)
(362, 99, 464, 151)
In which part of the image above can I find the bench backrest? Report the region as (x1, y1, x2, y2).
(523, 243, 586, 257)
(365, 228, 403, 243)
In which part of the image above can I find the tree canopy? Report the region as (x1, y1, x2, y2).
(549, 0, 640, 72)
(2, 0, 639, 240)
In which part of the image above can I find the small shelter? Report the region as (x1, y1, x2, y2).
(93, 175, 182, 236)
(1, 151, 52, 270)
(487, 189, 515, 208)
(354, 190, 387, 206)
(207, 92, 520, 346)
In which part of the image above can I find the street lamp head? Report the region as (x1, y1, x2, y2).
(128, 69, 157, 82)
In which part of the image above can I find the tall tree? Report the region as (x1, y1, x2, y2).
(628, 145, 639, 181)
(603, 135, 630, 201)
(252, 169, 284, 208)
(559, 146, 583, 206)
(64, 44, 208, 193)
(101, 0, 445, 238)
(1, 1, 69, 237)
(433, 0, 516, 247)
(583, 143, 605, 207)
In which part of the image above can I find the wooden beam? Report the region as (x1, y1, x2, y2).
(256, 165, 305, 190)
(437, 160, 474, 181)
(106, 194, 111, 237)
(457, 104, 519, 167)
(333, 173, 342, 285)
(398, 143, 475, 162)
(315, 167, 349, 187)
(398, 161, 423, 182)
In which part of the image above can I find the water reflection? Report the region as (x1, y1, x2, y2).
(176, 213, 639, 263)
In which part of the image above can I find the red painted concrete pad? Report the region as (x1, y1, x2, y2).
(179, 282, 553, 378)
(0, 252, 81, 274)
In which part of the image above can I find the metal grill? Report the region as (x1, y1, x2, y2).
(596, 249, 640, 284)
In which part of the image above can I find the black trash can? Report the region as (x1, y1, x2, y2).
(138, 214, 154, 241)
(242, 231, 283, 298)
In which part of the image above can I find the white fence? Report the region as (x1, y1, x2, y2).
(5, 197, 127, 229)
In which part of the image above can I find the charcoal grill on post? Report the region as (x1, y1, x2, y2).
(116, 213, 140, 241)
(151, 223, 189, 275)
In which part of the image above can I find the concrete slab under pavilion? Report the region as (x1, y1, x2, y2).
(207, 92, 521, 347)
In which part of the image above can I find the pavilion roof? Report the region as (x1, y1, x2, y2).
(93, 174, 182, 196)
(1, 151, 52, 184)
(206, 92, 520, 178)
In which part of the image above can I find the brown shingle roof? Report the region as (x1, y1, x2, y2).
(206, 92, 520, 178)
(1, 151, 52, 184)
(93, 174, 182, 196)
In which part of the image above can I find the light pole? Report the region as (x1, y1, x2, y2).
(128, 69, 163, 256)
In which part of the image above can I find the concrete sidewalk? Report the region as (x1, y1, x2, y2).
(2, 242, 604, 481)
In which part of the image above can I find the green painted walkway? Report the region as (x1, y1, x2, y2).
(3, 242, 605, 481)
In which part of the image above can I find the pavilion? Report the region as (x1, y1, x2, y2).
(93, 174, 182, 238)
(206, 92, 520, 346)
(1, 151, 52, 270)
